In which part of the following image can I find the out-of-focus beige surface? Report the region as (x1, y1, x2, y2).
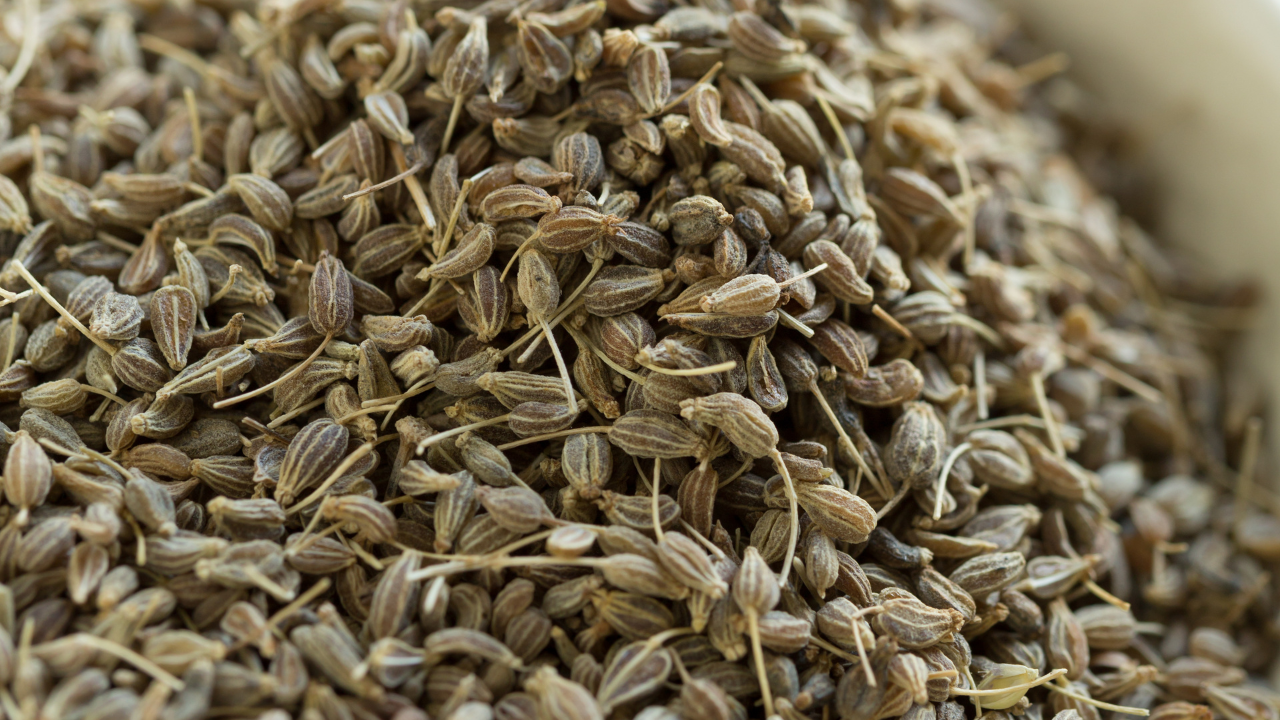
(1003, 0, 1280, 440)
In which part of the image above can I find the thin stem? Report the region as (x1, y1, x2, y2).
(1234, 417, 1263, 528)
(770, 449, 799, 589)
(734, 75, 772, 116)
(0, 290, 32, 308)
(3, 310, 20, 371)
(183, 182, 214, 198)
(777, 308, 814, 338)
(807, 634, 859, 665)
(651, 457, 664, 543)
(54, 634, 185, 691)
(499, 232, 540, 281)
(285, 516, 340, 558)
(440, 94, 465, 157)
(183, 87, 203, 161)
(933, 442, 971, 520)
(127, 512, 148, 566)
(390, 143, 436, 231)
(679, 518, 726, 560)
(402, 281, 452, 319)
(511, 261, 602, 361)
(658, 61, 722, 114)
(338, 529, 384, 571)
(975, 350, 988, 420)
(267, 397, 326, 428)
(808, 381, 885, 497)
(564, 325, 646, 383)
(242, 564, 297, 602)
(850, 615, 875, 686)
(435, 178, 473, 257)
(871, 304, 914, 341)
(285, 435, 396, 515)
(958, 413, 1078, 435)
(815, 92, 855, 161)
(207, 265, 244, 304)
(746, 609, 775, 717)
(364, 378, 433, 421)
(239, 24, 283, 58)
(263, 577, 331, 636)
(343, 158, 426, 199)
(0, 689, 20, 720)
(1016, 52, 1071, 86)
(488, 527, 564, 558)
(415, 415, 510, 455)
(37, 438, 126, 476)
(1029, 371, 1064, 458)
(637, 359, 737, 377)
(213, 333, 332, 409)
(89, 396, 112, 423)
(334, 405, 396, 424)
(874, 477, 912, 520)
(96, 231, 140, 254)
(950, 668, 1066, 698)
(951, 313, 1004, 348)
(1, 0, 40, 95)
(1059, 343, 1163, 402)
(954, 150, 976, 268)
(12, 263, 117, 356)
(540, 318, 579, 415)
(716, 456, 755, 489)
(777, 262, 827, 288)
(1082, 578, 1130, 611)
(497, 425, 613, 451)
(80, 384, 127, 405)
(1044, 678, 1148, 716)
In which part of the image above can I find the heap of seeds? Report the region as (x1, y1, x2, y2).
(0, 0, 1274, 718)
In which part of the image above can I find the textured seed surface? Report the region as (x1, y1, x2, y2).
(0, 3, 1266, 720)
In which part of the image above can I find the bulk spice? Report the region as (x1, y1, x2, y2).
(0, 0, 1274, 717)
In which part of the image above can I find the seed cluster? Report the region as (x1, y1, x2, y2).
(0, 0, 1273, 719)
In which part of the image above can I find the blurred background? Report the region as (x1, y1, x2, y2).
(999, 0, 1280, 449)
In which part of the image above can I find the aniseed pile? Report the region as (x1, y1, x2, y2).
(0, 0, 1273, 718)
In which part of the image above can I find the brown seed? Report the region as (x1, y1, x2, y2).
(582, 266, 669, 317)
(112, 337, 172, 392)
(150, 286, 197, 371)
(809, 318, 868, 377)
(353, 224, 425, 280)
(516, 20, 574, 94)
(20, 379, 87, 414)
(89, 292, 143, 342)
(226, 174, 293, 232)
(309, 252, 354, 335)
(627, 43, 671, 115)
(670, 195, 733, 246)
(793, 482, 876, 544)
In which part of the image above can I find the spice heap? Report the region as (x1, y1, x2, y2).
(0, 0, 1274, 718)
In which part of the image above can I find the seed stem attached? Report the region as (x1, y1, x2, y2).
(1029, 371, 1064, 458)
(13, 263, 118, 356)
(440, 94, 466, 157)
(435, 178, 473, 258)
(650, 457, 664, 542)
(769, 448, 799, 589)
(746, 608, 775, 717)
(213, 332, 333, 409)
(933, 442, 972, 520)
(636, 358, 737, 377)
(49, 634, 186, 691)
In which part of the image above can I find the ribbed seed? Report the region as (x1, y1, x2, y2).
(516, 20, 574, 94)
(583, 266, 669, 317)
(226, 174, 292, 232)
